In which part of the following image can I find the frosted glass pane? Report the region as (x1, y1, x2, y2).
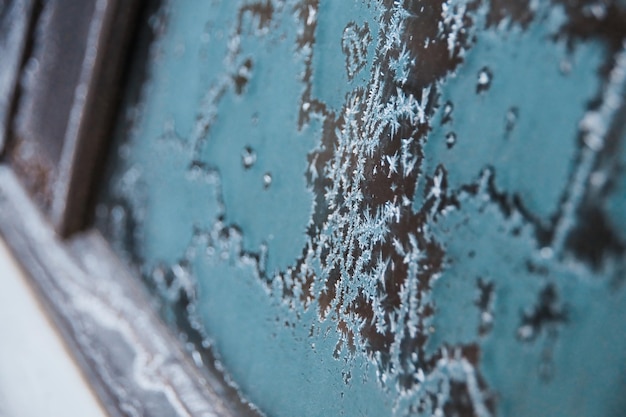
(97, 2, 626, 416)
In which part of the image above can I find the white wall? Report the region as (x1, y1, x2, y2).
(0, 238, 107, 417)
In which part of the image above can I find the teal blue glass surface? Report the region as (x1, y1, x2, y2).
(97, 1, 626, 416)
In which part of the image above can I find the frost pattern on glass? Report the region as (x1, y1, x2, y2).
(98, 1, 626, 416)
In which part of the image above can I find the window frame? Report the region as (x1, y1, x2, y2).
(0, 1, 253, 416)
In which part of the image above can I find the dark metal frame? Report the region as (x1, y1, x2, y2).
(0, 1, 252, 416)
(4, 0, 141, 236)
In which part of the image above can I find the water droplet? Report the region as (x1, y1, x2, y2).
(441, 101, 453, 124)
(263, 172, 273, 189)
(476, 67, 493, 94)
(540, 247, 553, 259)
(234, 59, 253, 94)
(445, 132, 456, 148)
(585, 3, 607, 19)
(191, 350, 203, 367)
(590, 170, 607, 188)
(241, 146, 256, 169)
(517, 324, 534, 340)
